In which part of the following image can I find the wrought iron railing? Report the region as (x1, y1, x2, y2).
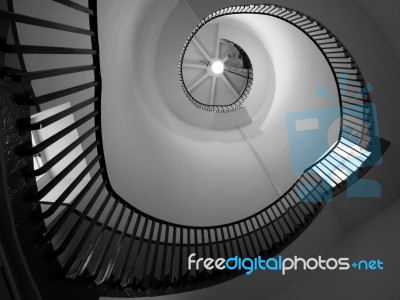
(0, 2, 388, 299)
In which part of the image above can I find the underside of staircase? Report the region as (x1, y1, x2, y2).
(0, 1, 390, 299)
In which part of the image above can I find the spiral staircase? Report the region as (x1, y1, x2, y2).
(0, 1, 395, 299)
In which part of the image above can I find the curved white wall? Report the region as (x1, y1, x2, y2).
(98, 0, 339, 226)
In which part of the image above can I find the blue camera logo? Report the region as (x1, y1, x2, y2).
(286, 76, 382, 200)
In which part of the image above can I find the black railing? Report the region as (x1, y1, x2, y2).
(0, 1, 389, 299)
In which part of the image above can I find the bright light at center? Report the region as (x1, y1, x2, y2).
(211, 61, 224, 74)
